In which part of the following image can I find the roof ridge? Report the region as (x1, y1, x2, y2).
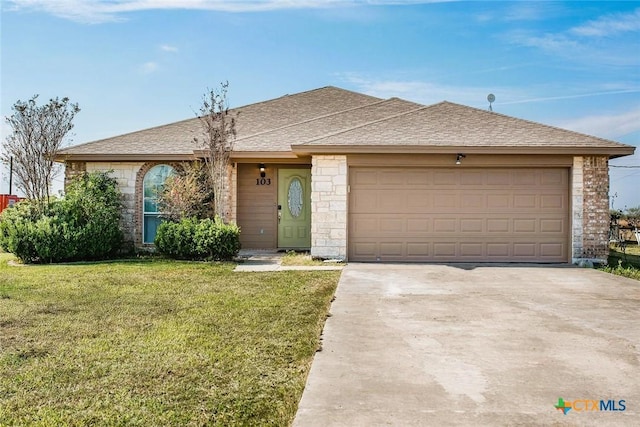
(298, 104, 432, 145)
(236, 97, 401, 141)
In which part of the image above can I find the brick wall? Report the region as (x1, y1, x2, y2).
(64, 161, 86, 187)
(581, 156, 610, 261)
(572, 156, 610, 263)
(310, 155, 347, 260)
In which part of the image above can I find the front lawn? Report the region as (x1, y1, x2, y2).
(0, 253, 340, 426)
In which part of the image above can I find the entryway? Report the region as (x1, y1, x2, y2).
(277, 168, 311, 249)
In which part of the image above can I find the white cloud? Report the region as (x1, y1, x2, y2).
(500, 89, 640, 107)
(6, 0, 451, 24)
(139, 61, 158, 74)
(557, 108, 640, 140)
(506, 7, 640, 68)
(160, 44, 178, 52)
(571, 8, 640, 37)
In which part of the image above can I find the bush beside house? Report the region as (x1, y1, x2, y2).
(154, 217, 240, 261)
(0, 172, 123, 263)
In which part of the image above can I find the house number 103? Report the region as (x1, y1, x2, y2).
(256, 178, 271, 185)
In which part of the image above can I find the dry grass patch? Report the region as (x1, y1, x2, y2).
(0, 253, 340, 426)
(280, 251, 342, 267)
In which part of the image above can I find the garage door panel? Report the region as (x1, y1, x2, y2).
(514, 170, 537, 185)
(349, 167, 568, 262)
(407, 218, 430, 232)
(513, 219, 537, 233)
(461, 170, 485, 185)
(407, 243, 430, 256)
(542, 169, 566, 185)
(540, 219, 564, 233)
(487, 194, 511, 208)
(460, 243, 483, 257)
(433, 243, 456, 257)
(486, 170, 511, 185)
(541, 243, 564, 257)
(513, 243, 536, 257)
(461, 193, 484, 208)
(541, 194, 565, 209)
(433, 218, 456, 232)
(487, 218, 510, 233)
(433, 171, 457, 185)
(380, 218, 404, 233)
(433, 194, 457, 208)
(351, 169, 378, 185)
(513, 194, 537, 208)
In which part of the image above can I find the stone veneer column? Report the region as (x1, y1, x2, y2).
(310, 155, 347, 260)
(571, 157, 584, 263)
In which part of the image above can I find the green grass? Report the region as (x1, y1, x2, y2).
(600, 262, 640, 281)
(0, 253, 340, 426)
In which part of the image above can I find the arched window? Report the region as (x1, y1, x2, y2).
(143, 164, 175, 244)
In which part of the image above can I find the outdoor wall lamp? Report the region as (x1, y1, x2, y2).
(456, 153, 466, 165)
(259, 163, 266, 178)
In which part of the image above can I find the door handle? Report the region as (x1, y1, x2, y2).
(278, 210, 282, 224)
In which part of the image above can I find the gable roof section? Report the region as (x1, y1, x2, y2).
(57, 86, 381, 160)
(232, 97, 420, 154)
(57, 87, 634, 161)
(292, 101, 633, 157)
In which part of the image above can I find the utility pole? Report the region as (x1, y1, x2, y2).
(9, 156, 13, 195)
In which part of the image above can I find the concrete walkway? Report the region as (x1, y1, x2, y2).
(233, 250, 343, 272)
(294, 263, 640, 426)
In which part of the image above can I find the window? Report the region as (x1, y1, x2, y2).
(143, 164, 175, 244)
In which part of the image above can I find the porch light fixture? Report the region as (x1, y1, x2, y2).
(259, 163, 266, 178)
(455, 153, 466, 165)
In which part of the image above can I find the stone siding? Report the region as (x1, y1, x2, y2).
(311, 155, 347, 260)
(86, 162, 145, 249)
(571, 157, 584, 261)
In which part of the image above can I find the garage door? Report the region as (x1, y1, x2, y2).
(349, 168, 569, 262)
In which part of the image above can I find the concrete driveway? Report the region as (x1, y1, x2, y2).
(294, 264, 640, 426)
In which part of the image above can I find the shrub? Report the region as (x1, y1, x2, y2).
(155, 217, 240, 261)
(0, 171, 123, 263)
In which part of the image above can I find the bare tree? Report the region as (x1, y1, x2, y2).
(158, 161, 214, 221)
(193, 82, 236, 221)
(2, 95, 80, 209)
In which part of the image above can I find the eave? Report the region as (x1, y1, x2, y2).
(290, 144, 635, 159)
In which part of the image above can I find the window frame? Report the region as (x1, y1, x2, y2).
(142, 164, 175, 244)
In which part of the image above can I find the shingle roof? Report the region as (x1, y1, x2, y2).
(234, 97, 420, 152)
(58, 86, 634, 160)
(295, 101, 632, 149)
(58, 86, 381, 158)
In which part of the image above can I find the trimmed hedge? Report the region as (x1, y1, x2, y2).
(0, 172, 123, 263)
(155, 217, 240, 261)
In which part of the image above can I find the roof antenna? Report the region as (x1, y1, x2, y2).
(487, 94, 495, 111)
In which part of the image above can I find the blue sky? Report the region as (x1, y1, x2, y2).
(1, 1, 639, 208)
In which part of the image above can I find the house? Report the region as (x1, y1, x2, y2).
(56, 86, 635, 264)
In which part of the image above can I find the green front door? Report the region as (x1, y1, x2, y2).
(278, 168, 311, 249)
